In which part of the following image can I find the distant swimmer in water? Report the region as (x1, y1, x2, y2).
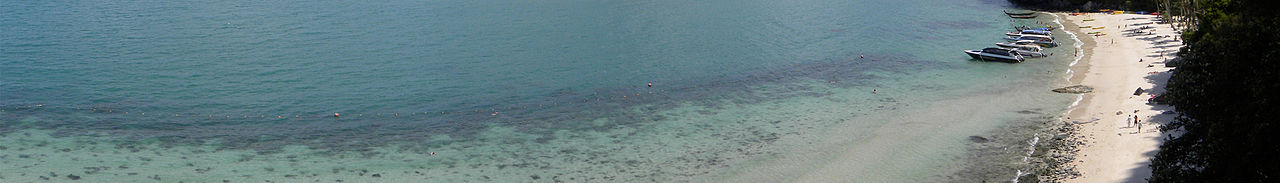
(333, 113, 340, 118)
(860, 54, 865, 59)
(872, 89, 877, 94)
(648, 82, 653, 87)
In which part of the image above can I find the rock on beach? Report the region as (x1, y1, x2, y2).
(1052, 85, 1093, 94)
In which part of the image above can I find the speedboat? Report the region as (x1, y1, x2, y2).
(1009, 14, 1038, 19)
(996, 40, 1039, 48)
(1016, 26, 1055, 31)
(1003, 36, 1058, 47)
(1003, 34, 1054, 41)
(1029, 40, 1058, 47)
(1004, 11, 1035, 16)
(991, 45, 1047, 57)
(1005, 29, 1052, 37)
(964, 47, 1025, 63)
(996, 41, 1042, 49)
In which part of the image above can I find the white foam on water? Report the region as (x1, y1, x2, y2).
(1006, 13, 1082, 183)
(1051, 13, 1087, 117)
(1013, 169, 1027, 183)
(1050, 13, 1086, 82)
(1010, 135, 1041, 183)
(1065, 94, 1085, 115)
(1025, 135, 1040, 162)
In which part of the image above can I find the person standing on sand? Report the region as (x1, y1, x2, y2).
(1133, 115, 1138, 127)
(1128, 115, 1134, 127)
(1137, 119, 1142, 133)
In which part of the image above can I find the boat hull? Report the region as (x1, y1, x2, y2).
(1004, 11, 1035, 16)
(964, 50, 1024, 63)
(994, 43, 1047, 57)
(1034, 42, 1059, 47)
(1003, 38, 1058, 48)
(1012, 50, 1047, 57)
(1009, 15, 1037, 19)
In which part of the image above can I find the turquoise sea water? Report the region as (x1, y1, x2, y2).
(2, 0, 1079, 182)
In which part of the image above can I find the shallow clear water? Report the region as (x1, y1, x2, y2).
(2, 0, 1078, 182)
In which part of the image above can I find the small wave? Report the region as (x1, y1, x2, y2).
(1013, 169, 1027, 183)
(1063, 94, 1084, 115)
(1049, 13, 1086, 82)
(1010, 13, 1082, 183)
(1050, 13, 1087, 117)
(1012, 135, 1041, 183)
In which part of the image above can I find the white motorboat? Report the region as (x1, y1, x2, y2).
(964, 47, 1025, 63)
(1003, 34, 1054, 42)
(996, 42, 1047, 56)
(1001, 37, 1058, 47)
(996, 40, 1038, 48)
(990, 45, 1047, 57)
(1005, 29, 1052, 37)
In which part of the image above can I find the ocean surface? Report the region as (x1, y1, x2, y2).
(1, 0, 1080, 182)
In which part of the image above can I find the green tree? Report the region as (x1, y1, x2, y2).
(1151, 0, 1280, 182)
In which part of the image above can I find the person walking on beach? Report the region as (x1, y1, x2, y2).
(1137, 118, 1142, 133)
(1128, 115, 1134, 127)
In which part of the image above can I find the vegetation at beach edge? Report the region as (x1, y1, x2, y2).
(1150, 0, 1279, 182)
(1007, 0, 1280, 182)
(1006, 0, 1162, 11)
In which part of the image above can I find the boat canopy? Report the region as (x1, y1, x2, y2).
(982, 47, 1014, 55)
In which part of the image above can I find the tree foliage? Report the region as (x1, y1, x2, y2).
(1007, 0, 1162, 11)
(1149, 0, 1280, 182)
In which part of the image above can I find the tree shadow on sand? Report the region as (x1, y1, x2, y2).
(1115, 61, 1178, 183)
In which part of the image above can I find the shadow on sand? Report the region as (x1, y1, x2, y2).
(1116, 57, 1178, 183)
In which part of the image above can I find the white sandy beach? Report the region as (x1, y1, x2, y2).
(1059, 12, 1182, 183)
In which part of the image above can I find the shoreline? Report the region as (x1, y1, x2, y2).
(1050, 12, 1181, 183)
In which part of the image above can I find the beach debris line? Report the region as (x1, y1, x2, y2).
(1051, 85, 1093, 94)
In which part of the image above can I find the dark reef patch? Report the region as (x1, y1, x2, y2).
(950, 109, 1078, 182)
(1, 53, 949, 155)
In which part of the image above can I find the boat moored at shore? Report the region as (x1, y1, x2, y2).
(993, 44, 1048, 57)
(1016, 26, 1055, 32)
(1009, 14, 1038, 19)
(1004, 10, 1035, 16)
(1004, 34, 1053, 41)
(1003, 36, 1058, 47)
(964, 47, 1025, 63)
(1005, 29, 1053, 37)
